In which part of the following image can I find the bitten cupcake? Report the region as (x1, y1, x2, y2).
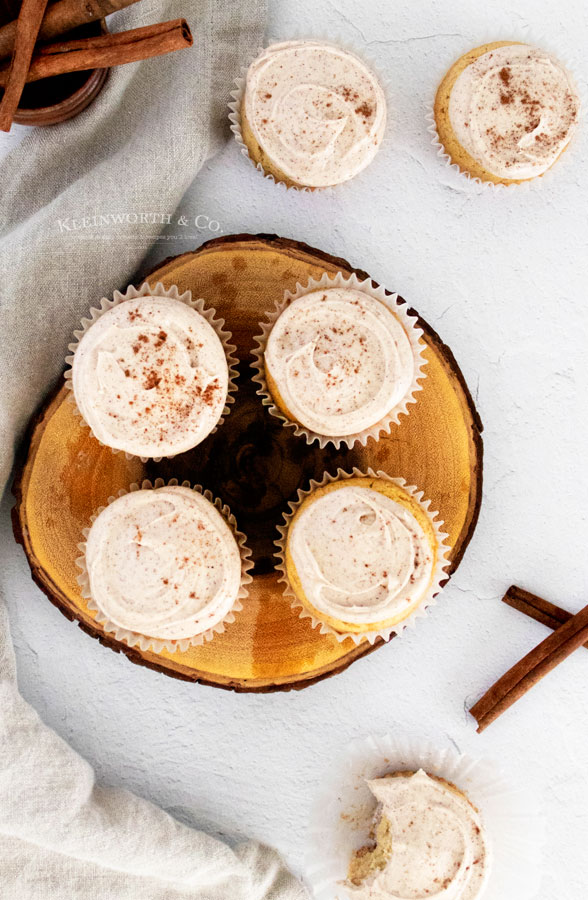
(79, 484, 250, 649)
(235, 40, 386, 188)
(277, 472, 448, 639)
(254, 274, 426, 447)
(434, 42, 580, 184)
(69, 285, 234, 459)
(347, 770, 491, 899)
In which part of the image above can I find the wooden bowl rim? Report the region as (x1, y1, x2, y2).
(11, 233, 484, 692)
(13, 19, 109, 125)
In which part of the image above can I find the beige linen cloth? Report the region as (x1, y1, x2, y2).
(0, 1, 308, 897)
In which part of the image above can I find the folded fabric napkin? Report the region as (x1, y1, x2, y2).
(0, 1, 308, 896)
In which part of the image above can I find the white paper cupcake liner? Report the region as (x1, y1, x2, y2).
(75, 478, 254, 654)
(251, 271, 427, 449)
(274, 468, 450, 646)
(426, 30, 584, 192)
(305, 733, 545, 900)
(64, 281, 239, 462)
(228, 36, 391, 192)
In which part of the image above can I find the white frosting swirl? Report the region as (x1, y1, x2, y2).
(449, 44, 580, 179)
(85, 486, 242, 640)
(244, 40, 386, 187)
(350, 771, 490, 900)
(265, 289, 415, 437)
(72, 297, 229, 458)
(288, 485, 433, 627)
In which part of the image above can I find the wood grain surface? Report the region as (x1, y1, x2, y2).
(12, 234, 483, 691)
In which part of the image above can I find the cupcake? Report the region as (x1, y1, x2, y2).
(277, 473, 446, 638)
(347, 770, 491, 899)
(70, 289, 232, 458)
(434, 42, 580, 184)
(236, 40, 386, 188)
(307, 735, 544, 900)
(254, 275, 425, 447)
(79, 484, 249, 648)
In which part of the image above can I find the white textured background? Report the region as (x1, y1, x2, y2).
(2, 1, 588, 897)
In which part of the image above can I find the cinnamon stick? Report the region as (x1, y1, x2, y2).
(470, 602, 588, 733)
(0, 19, 193, 87)
(503, 585, 588, 649)
(0, 0, 48, 131)
(0, 0, 142, 62)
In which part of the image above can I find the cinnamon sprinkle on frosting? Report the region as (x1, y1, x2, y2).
(448, 43, 580, 180)
(265, 287, 416, 438)
(348, 771, 490, 899)
(72, 296, 229, 457)
(243, 40, 386, 187)
(85, 486, 242, 641)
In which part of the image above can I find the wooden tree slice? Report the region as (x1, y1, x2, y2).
(12, 235, 483, 692)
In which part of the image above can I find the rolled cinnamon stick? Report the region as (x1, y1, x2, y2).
(503, 585, 588, 649)
(0, 0, 48, 131)
(0, 18, 193, 86)
(470, 602, 588, 733)
(0, 0, 141, 61)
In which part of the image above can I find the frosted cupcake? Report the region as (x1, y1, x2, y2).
(254, 275, 425, 447)
(70, 291, 232, 458)
(277, 474, 446, 638)
(434, 42, 580, 184)
(347, 770, 491, 898)
(237, 40, 386, 188)
(80, 485, 248, 647)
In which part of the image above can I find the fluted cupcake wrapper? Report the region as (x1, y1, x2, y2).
(274, 468, 450, 646)
(64, 281, 239, 462)
(305, 733, 545, 900)
(75, 478, 253, 654)
(251, 271, 428, 449)
(426, 30, 584, 191)
(228, 36, 392, 192)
